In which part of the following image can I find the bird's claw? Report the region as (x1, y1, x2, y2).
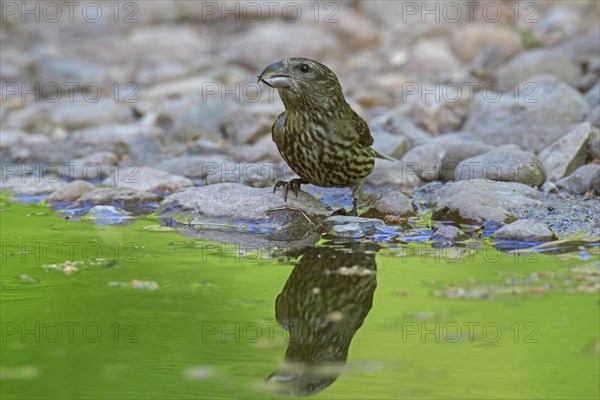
(274, 179, 304, 202)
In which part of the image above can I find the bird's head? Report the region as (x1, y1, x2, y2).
(258, 58, 345, 111)
(265, 361, 343, 396)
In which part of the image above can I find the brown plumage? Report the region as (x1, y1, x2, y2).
(258, 57, 385, 216)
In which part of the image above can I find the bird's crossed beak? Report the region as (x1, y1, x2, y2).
(258, 61, 293, 88)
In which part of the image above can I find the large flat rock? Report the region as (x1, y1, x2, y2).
(432, 180, 541, 224)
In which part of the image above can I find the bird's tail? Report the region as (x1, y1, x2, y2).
(372, 149, 396, 162)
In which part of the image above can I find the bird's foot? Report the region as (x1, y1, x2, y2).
(273, 178, 305, 202)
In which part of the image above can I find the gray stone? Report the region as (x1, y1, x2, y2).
(538, 122, 596, 181)
(47, 98, 133, 131)
(455, 144, 546, 187)
(7, 133, 69, 163)
(234, 135, 282, 163)
(102, 167, 193, 193)
(369, 113, 431, 145)
(556, 31, 600, 65)
(204, 161, 278, 188)
(451, 24, 522, 64)
(587, 127, 600, 161)
(432, 180, 541, 224)
(69, 124, 166, 163)
(440, 141, 494, 181)
(156, 155, 231, 179)
(593, 168, 600, 193)
(362, 191, 416, 219)
(1, 177, 68, 196)
(401, 134, 484, 182)
(464, 77, 589, 153)
(62, 151, 119, 181)
(158, 183, 331, 222)
(496, 49, 580, 90)
(432, 225, 467, 242)
(556, 164, 600, 194)
(70, 187, 163, 211)
(366, 159, 420, 187)
(584, 82, 600, 110)
(219, 23, 340, 72)
(321, 216, 384, 238)
(46, 180, 95, 203)
(147, 94, 235, 142)
(587, 103, 600, 128)
(219, 103, 281, 145)
(371, 129, 411, 160)
(0, 130, 27, 161)
(493, 219, 557, 242)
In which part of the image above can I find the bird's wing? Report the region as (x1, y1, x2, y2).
(331, 110, 394, 160)
(330, 110, 373, 147)
(352, 110, 374, 147)
(271, 111, 286, 148)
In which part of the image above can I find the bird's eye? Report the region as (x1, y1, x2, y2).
(300, 64, 310, 73)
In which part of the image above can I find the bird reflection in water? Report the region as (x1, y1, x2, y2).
(266, 244, 377, 396)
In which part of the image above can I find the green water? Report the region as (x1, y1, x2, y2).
(1, 201, 598, 399)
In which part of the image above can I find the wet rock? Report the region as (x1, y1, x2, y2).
(321, 216, 384, 238)
(451, 24, 522, 63)
(46, 180, 95, 203)
(538, 122, 596, 181)
(1, 177, 68, 196)
(158, 183, 331, 222)
(439, 141, 494, 181)
(493, 219, 557, 242)
(362, 191, 415, 219)
(84, 205, 132, 226)
(103, 167, 193, 193)
(556, 164, 600, 195)
(70, 187, 163, 212)
(464, 77, 589, 153)
(366, 159, 420, 187)
(496, 49, 580, 90)
(220, 103, 281, 145)
(400, 133, 476, 181)
(455, 144, 546, 187)
(432, 180, 541, 224)
(432, 225, 467, 242)
(156, 155, 231, 179)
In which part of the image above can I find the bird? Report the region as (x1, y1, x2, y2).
(258, 57, 387, 216)
(266, 245, 377, 396)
